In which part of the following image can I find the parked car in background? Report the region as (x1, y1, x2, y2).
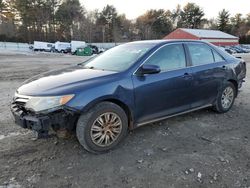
(98, 47, 105, 53)
(230, 46, 248, 53)
(239, 45, 250, 53)
(88, 45, 99, 54)
(241, 44, 250, 49)
(236, 45, 249, 53)
(54, 41, 71, 53)
(218, 46, 234, 54)
(226, 47, 237, 54)
(33, 41, 54, 52)
(11, 40, 246, 153)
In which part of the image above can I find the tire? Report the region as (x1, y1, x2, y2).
(213, 82, 236, 113)
(76, 102, 128, 154)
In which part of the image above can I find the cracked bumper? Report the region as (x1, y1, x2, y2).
(11, 104, 78, 134)
(11, 105, 51, 132)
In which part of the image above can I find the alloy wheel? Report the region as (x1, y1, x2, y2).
(90, 112, 122, 147)
(221, 86, 234, 109)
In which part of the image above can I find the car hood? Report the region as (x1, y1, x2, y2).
(17, 65, 117, 96)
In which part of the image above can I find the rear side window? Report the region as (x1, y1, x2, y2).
(212, 50, 224, 62)
(187, 43, 214, 66)
(144, 44, 186, 72)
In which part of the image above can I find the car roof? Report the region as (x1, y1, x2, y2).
(127, 39, 235, 60)
(128, 39, 209, 45)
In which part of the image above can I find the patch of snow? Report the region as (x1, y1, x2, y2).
(0, 131, 29, 140)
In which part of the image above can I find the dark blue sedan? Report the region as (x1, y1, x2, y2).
(11, 40, 246, 153)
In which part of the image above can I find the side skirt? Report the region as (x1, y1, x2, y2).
(136, 104, 212, 127)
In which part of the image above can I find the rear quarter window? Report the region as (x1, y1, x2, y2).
(212, 50, 224, 62)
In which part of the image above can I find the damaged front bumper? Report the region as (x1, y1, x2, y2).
(11, 102, 79, 138)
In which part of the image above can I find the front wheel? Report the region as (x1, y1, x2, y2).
(76, 102, 128, 154)
(213, 82, 236, 113)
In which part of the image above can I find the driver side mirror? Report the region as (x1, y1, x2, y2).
(136, 65, 161, 76)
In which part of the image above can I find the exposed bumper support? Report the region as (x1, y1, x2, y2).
(11, 104, 78, 138)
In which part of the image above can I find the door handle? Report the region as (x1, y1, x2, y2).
(182, 73, 193, 80)
(222, 65, 227, 69)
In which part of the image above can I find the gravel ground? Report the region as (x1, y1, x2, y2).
(0, 52, 250, 188)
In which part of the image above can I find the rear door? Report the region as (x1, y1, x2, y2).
(132, 43, 194, 124)
(185, 43, 227, 108)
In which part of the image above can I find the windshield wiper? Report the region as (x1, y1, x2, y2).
(78, 64, 107, 71)
(85, 66, 95, 69)
(78, 65, 95, 69)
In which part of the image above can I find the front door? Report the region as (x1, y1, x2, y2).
(132, 43, 194, 124)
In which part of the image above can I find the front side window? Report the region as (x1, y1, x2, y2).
(187, 43, 214, 66)
(144, 44, 186, 72)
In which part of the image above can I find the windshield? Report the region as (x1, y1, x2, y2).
(82, 43, 155, 72)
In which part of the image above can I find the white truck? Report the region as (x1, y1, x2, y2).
(71, 41, 86, 54)
(54, 41, 71, 53)
(33, 41, 54, 52)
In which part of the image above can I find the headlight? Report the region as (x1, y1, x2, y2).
(25, 95, 74, 112)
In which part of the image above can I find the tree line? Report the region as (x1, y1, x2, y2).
(0, 0, 250, 43)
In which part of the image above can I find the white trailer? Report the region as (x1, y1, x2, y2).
(71, 41, 86, 54)
(33, 41, 54, 52)
(54, 41, 71, 53)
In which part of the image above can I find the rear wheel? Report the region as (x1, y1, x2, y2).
(76, 102, 128, 153)
(213, 82, 236, 113)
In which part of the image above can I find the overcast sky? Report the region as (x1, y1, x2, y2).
(80, 0, 249, 20)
